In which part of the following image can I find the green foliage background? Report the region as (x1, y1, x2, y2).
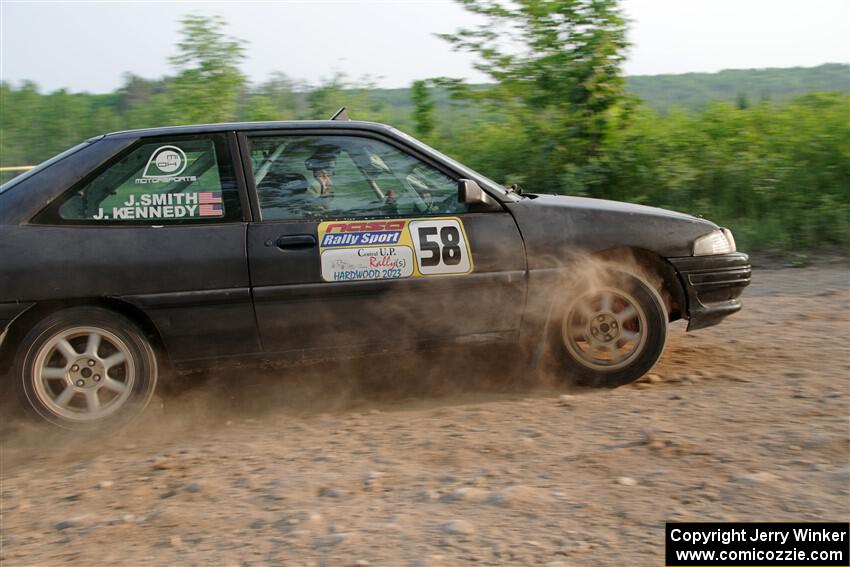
(1, 11, 847, 253)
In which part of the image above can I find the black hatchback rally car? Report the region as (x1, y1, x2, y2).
(0, 115, 750, 428)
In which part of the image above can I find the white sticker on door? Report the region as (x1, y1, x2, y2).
(317, 217, 473, 282)
(408, 218, 472, 276)
(321, 246, 414, 282)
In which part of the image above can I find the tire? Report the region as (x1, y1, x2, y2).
(552, 268, 667, 387)
(13, 306, 158, 429)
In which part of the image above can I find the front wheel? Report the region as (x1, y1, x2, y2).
(13, 307, 158, 429)
(553, 270, 668, 387)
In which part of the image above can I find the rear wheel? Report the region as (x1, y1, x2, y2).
(553, 269, 667, 387)
(13, 307, 158, 429)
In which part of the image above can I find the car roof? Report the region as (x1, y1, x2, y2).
(103, 120, 396, 139)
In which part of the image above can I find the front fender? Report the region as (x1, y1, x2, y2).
(506, 194, 718, 355)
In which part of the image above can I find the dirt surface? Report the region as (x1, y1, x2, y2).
(1, 264, 848, 566)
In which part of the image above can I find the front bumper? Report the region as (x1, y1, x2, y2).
(667, 252, 751, 331)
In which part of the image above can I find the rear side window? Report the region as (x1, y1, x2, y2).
(38, 135, 241, 225)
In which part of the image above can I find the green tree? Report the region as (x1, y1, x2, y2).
(169, 15, 246, 124)
(410, 80, 435, 138)
(250, 72, 302, 120)
(306, 73, 347, 119)
(244, 95, 278, 121)
(306, 73, 383, 121)
(440, 0, 630, 194)
(117, 74, 159, 112)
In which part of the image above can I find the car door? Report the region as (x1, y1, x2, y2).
(240, 129, 527, 354)
(25, 132, 260, 362)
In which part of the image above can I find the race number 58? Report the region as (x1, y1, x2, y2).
(409, 219, 472, 275)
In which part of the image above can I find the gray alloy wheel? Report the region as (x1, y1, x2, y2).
(553, 270, 668, 387)
(561, 287, 649, 372)
(14, 307, 158, 429)
(31, 326, 136, 422)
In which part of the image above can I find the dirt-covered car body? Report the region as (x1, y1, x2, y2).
(0, 120, 750, 425)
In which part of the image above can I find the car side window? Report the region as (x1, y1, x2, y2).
(249, 135, 467, 221)
(44, 134, 240, 224)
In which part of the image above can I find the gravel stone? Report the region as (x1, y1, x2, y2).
(440, 520, 475, 535)
(440, 487, 489, 503)
(733, 472, 781, 484)
(55, 519, 82, 531)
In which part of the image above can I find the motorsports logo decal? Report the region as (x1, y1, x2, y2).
(135, 145, 198, 184)
(317, 217, 473, 282)
(89, 144, 223, 220)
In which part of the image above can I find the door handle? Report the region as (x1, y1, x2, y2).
(275, 234, 317, 250)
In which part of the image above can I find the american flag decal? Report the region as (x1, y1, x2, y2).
(199, 191, 222, 204)
(200, 203, 223, 217)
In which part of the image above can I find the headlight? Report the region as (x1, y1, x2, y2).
(693, 229, 736, 256)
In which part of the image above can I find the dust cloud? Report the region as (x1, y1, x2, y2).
(1, 252, 665, 464)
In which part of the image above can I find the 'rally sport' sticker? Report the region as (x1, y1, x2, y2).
(318, 218, 473, 282)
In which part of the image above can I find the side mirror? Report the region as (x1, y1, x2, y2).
(458, 179, 499, 210)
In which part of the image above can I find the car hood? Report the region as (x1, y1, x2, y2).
(505, 193, 719, 264)
(521, 193, 707, 223)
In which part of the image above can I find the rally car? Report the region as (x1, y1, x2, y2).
(0, 112, 751, 428)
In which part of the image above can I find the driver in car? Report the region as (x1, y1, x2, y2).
(305, 146, 340, 205)
(303, 143, 398, 215)
(311, 167, 334, 197)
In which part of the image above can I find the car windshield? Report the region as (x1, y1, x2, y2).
(0, 140, 93, 195)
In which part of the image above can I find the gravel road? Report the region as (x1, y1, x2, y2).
(1, 263, 848, 566)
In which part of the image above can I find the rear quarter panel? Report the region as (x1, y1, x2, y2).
(0, 224, 259, 360)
